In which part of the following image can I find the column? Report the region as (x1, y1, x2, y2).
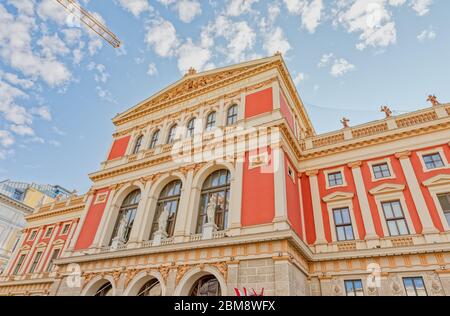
(228, 158, 244, 236)
(127, 181, 152, 247)
(395, 151, 439, 236)
(173, 169, 194, 242)
(306, 170, 327, 246)
(348, 161, 379, 242)
(273, 146, 288, 230)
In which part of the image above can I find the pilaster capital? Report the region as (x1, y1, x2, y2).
(305, 169, 319, 177)
(395, 151, 411, 160)
(347, 161, 362, 169)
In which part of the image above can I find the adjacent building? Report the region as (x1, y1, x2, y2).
(0, 181, 73, 273)
(0, 55, 449, 296)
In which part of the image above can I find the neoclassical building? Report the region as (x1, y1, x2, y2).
(1, 55, 450, 296)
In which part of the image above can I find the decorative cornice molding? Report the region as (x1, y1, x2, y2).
(369, 183, 406, 196)
(422, 174, 450, 188)
(305, 170, 319, 177)
(322, 192, 355, 203)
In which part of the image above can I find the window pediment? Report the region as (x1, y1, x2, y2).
(369, 183, 405, 196)
(322, 191, 354, 203)
(422, 174, 450, 187)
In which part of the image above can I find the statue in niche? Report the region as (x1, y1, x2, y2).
(206, 195, 218, 224)
(116, 215, 128, 241)
(158, 205, 170, 232)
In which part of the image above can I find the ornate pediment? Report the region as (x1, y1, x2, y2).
(322, 191, 354, 203)
(422, 174, 450, 187)
(113, 57, 278, 126)
(369, 183, 405, 196)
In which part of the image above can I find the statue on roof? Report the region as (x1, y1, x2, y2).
(185, 67, 197, 77)
(427, 95, 440, 107)
(340, 117, 350, 129)
(380, 105, 392, 118)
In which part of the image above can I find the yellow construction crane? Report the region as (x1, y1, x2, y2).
(55, 0, 121, 48)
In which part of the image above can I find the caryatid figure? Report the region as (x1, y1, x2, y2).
(206, 195, 218, 224)
(158, 205, 170, 232)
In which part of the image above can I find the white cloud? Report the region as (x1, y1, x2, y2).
(147, 63, 158, 76)
(10, 124, 35, 136)
(177, 38, 212, 73)
(31, 106, 52, 121)
(0, 130, 14, 147)
(263, 27, 291, 56)
(417, 27, 436, 42)
(294, 73, 307, 85)
(410, 0, 433, 16)
(284, 0, 324, 33)
(146, 19, 179, 57)
(330, 58, 356, 77)
(226, 0, 259, 16)
(176, 0, 202, 23)
(117, 0, 152, 17)
(318, 53, 355, 77)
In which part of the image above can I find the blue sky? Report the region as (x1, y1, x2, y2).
(0, 0, 449, 193)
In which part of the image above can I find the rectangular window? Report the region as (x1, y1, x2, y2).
(333, 207, 355, 241)
(29, 251, 43, 274)
(403, 277, 427, 296)
(372, 163, 391, 179)
(345, 280, 364, 296)
(382, 201, 410, 236)
(13, 254, 26, 275)
(438, 193, 450, 227)
(423, 153, 444, 170)
(28, 230, 37, 241)
(61, 224, 70, 235)
(44, 227, 54, 238)
(328, 172, 344, 187)
(46, 249, 61, 272)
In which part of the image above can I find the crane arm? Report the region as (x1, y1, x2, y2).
(55, 0, 121, 48)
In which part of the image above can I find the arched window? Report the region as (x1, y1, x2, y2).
(190, 276, 221, 296)
(150, 180, 182, 240)
(186, 118, 196, 137)
(137, 279, 162, 296)
(167, 124, 177, 144)
(196, 170, 231, 233)
(132, 135, 143, 154)
(95, 282, 113, 296)
(205, 112, 216, 131)
(226, 105, 238, 126)
(149, 130, 160, 149)
(110, 190, 141, 245)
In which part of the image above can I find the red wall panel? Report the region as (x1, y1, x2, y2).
(245, 88, 273, 119)
(300, 174, 316, 245)
(107, 136, 131, 161)
(241, 148, 275, 226)
(280, 93, 295, 133)
(74, 189, 110, 250)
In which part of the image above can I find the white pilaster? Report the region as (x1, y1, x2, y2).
(228, 158, 244, 235)
(273, 147, 288, 230)
(396, 151, 439, 236)
(348, 161, 379, 242)
(173, 169, 194, 242)
(307, 170, 327, 246)
(127, 181, 152, 247)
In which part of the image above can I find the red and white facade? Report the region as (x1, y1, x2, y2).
(1, 55, 449, 296)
